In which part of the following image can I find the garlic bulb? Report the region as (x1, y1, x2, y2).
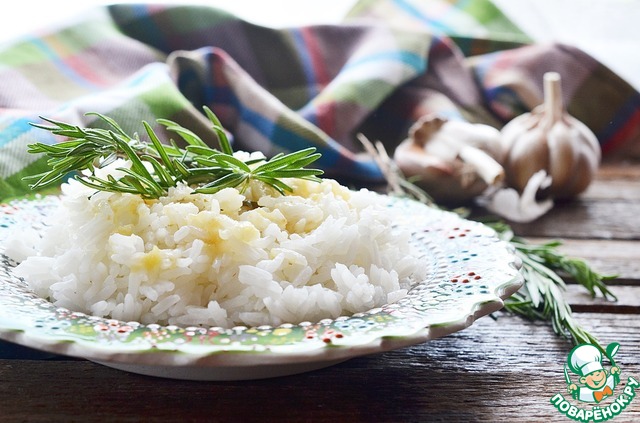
(501, 72, 601, 199)
(393, 114, 505, 205)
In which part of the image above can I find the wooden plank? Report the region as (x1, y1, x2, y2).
(507, 198, 640, 240)
(521, 238, 640, 281)
(1, 313, 638, 422)
(564, 285, 640, 313)
(584, 179, 640, 201)
(598, 161, 640, 180)
(586, 162, 640, 200)
(1, 162, 638, 422)
(480, 161, 640, 239)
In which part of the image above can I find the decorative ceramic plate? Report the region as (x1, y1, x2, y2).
(0, 194, 522, 381)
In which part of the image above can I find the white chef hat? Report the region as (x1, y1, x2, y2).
(568, 344, 604, 377)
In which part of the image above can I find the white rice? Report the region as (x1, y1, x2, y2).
(9, 159, 424, 328)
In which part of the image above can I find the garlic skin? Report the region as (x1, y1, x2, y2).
(479, 169, 554, 223)
(393, 114, 505, 205)
(500, 72, 601, 199)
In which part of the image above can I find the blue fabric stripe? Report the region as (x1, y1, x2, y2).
(393, 0, 452, 34)
(0, 118, 37, 148)
(270, 123, 342, 172)
(27, 39, 101, 91)
(290, 29, 320, 104)
(348, 157, 384, 181)
(204, 85, 235, 109)
(124, 62, 164, 87)
(126, 5, 171, 53)
(236, 106, 383, 180)
(345, 50, 426, 74)
(270, 120, 383, 180)
(240, 105, 276, 141)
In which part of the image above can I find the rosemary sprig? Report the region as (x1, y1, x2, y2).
(25, 107, 323, 198)
(489, 222, 617, 349)
(357, 133, 617, 350)
(26, 114, 617, 350)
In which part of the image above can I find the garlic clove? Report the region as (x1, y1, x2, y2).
(546, 123, 579, 194)
(393, 140, 456, 175)
(393, 114, 506, 205)
(501, 118, 551, 191)
(547, 119, 600, 197)
(479, 169, 554, 223)
(458, 145, 505, 187)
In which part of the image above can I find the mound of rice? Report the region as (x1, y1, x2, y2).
(10, 159, 424, 328)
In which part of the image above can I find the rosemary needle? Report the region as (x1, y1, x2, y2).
(357, 133, 618, 352)
(490, 223, 617, 349)
(26, 114, 617, 351)
(25, 107, 323, 199)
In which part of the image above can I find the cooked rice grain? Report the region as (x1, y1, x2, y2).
(11, 172, 424, 328)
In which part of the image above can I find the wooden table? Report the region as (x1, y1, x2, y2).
(1, 161, 639, 422)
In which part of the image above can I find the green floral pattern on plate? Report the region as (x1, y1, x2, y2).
(0, 194, 522, 379)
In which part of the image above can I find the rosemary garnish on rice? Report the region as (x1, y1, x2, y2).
(25, 107, 323, 199)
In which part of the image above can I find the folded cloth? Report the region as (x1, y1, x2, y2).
(1, 0, 639, 201)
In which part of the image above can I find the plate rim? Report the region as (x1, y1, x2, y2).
(0, 193, 524, 377)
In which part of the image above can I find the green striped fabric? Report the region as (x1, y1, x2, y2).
(1, 0, 638, 201)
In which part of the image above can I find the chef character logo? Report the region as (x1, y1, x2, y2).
(551, 343, 638, 422)
(565, 343, 621, 403)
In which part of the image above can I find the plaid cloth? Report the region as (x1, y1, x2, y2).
(1, 0, 639, 201)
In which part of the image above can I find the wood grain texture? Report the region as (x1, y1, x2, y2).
(497, 165, 640, 240)
(524, 238, 640, 281)
(508, 199, 640, 240)
(1, 314, 638, 422)
(1, 163, 639, 422)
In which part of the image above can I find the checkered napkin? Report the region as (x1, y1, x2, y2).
(1, 0, 639, 201)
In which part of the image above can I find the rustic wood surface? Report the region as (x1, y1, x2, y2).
(1, 162, 639, 422)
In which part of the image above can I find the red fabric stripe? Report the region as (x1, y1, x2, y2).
(63, 54, 112, 87)
(602, 108, 640, 154)
(300, 27, 334, 137)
